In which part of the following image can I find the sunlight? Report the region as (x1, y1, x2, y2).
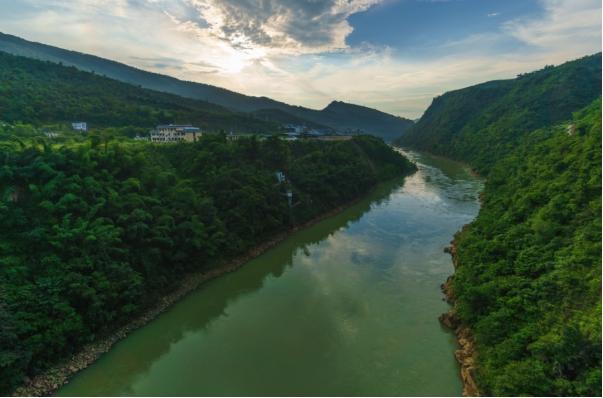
(218, 45, 267, 74)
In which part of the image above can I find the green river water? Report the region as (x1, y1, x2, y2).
(58, 150, 482, 396)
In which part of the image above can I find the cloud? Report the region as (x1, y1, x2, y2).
(0, 0, 600, 119)
(180, 0, 382, 55)
(503, 0, 601, 54)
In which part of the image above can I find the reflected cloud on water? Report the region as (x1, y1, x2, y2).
(59, 150, 483, 397)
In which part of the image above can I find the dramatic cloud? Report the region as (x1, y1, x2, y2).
(174, 0, 381, 54)
(0, 0, 600, 118)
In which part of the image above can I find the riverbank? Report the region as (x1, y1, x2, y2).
(440, 235, 480, 397)
(13, 180, 406, 397)
(395, 146, 481, 179)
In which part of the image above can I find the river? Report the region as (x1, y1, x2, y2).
(57, 150, 482, 396)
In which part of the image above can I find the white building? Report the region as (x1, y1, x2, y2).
(150, 124, 201, 143)
(275, 171, 286, 183)
(71, 122, 87, 132)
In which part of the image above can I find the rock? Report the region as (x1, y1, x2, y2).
(453, 325, 480, 396)
(438, 311, 459, 329)
(461, 366, 480, 397)
(441, 277, 454, 303)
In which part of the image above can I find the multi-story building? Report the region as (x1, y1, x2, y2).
(150, 124, 201, 143)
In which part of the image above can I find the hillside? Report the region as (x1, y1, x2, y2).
(396, 53, 601, 173)
(0, 32, 413, 140)
(251, 108, 333, 131)
(395, 52, 602, 395)
(299, 101, 413, 141)
(452, 99, 601, 395)
(0, 133, 416, 394)
(0, 51, 277, 133)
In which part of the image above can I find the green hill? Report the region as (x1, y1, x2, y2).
(251, 108, 333, 131)
(395, 53, 602, 396)
(0, 51, 277, 133)
(301, 101, 413, 141)
(396, 53, 601, 173)
(0, 32, 413, 140)
(0, 134, 416, 394)
(453, 99, 601, 396)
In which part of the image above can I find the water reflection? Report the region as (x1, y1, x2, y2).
(58, 151, 482, 397)
(59, 179, 407, 396)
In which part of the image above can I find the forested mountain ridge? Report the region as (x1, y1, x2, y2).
(0, 51, 277, 133)
(452, 99, 601, 395)
(0, 32, 413, 140)
(0, 133, 416, 395)
(305, 101, 413, 142)
(395, 52, 602, 395)
(396, 53, 601, 173)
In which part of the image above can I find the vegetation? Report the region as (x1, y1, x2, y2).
(453, 99, 601, 396)
(396, 53, 601, 174)
(0, 32, 414, 140)
(298, 101, 414, 142)
(0, 131, 415, 394)
(0, 51, 277, 133)
(397, 52, 601, 395)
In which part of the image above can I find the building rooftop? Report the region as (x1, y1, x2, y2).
(156, 124, 199, 129)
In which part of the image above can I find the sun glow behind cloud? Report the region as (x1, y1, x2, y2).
(0, 0, 600, 118)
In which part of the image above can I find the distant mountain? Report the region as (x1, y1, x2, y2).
(0, 32, 413, 140)
(396, 53, 602, 173)
(0, 51, 277, 133)
(295, 101, 413, 141)
(251, 109, 333, 131)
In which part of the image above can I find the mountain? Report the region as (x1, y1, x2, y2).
(0, 51, 277, 133)
(0, 32, 413, 140)
(396, 53, 602, 173)
(251, 109, 333, 131)
(296, 101, 413, 141)
(394, 53, 602, 395)
(452, 99, 601, 396)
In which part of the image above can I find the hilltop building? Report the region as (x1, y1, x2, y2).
(71, 122, 87, 132)
(150, 124, 201, 143)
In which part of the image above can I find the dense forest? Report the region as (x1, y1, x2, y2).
(396, 53, 601, 174)
(453, 99, 601, 395)
(0, 132, 415, 394)
(0, 33, 415, 140)
(0, 51, 277, 133)
(396, 52, 601, 395)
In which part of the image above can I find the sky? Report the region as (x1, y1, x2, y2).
(1, 0, 601, 118)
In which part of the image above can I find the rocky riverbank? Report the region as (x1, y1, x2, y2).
(440, 239, 480, 397)
(12, 196, 373, 397)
